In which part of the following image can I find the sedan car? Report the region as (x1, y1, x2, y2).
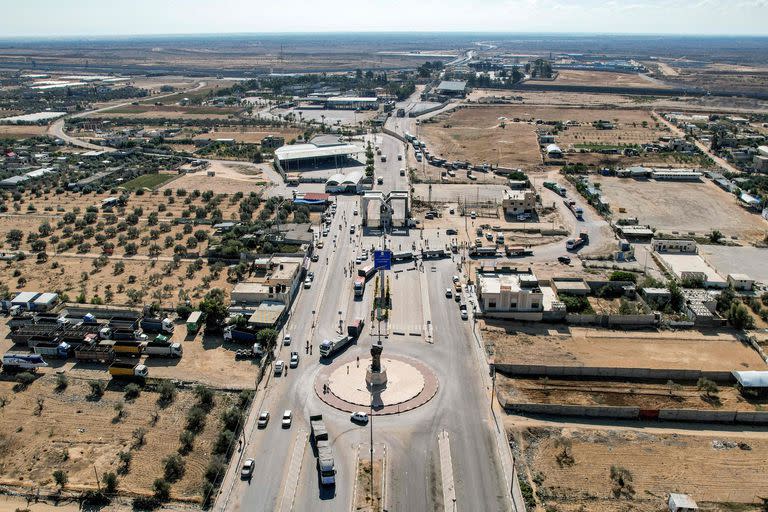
(460, 309, 469, 321)
(257, 411, 270, 428)
(241, 458, 255, 479)
(445, 288, 452, 298)
(351, 411, 369, 424)
(446, 228, 457, 235)
(290, 351, 299, 368)
(558, 256, 572, 264)
(282, 410, 293, 428)
(283, 333, 292, 346)
(274, 360, 285, 375)
(303, 278, 312, 289)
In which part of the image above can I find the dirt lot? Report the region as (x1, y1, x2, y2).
(487, 325, 766, 371)
(595, 177, 768, 242)
(193, 129, 302, 144)
(89, 104, 240, 120)
(0, 373, 237, 501)
(0, 124, 48, 138)
(161, 162, 270, 195)
(498, 376, 764, 412)
(420, 110, 542, 169)
(513, 425, 768, 511)
(552, 70, 671, 89)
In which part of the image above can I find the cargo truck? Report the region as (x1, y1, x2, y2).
(144, 342, 183, 358)
(566, 231, 589, 251)
(346, 318, 365, 338)
(186, 311, 203, 333)
(139, 317, 174, 334)
(33, 342, 71, 358)
(564, 199, 584, 221)
(353, 276, 366, 298)
(309, 414, 336, 486)
(108, 361, 148, 379)
(75, 344, 115, 363)
(99, 327, 147, 341)
(110, 340, 144, 356)
(223, 326, 257, 343)
(543, 181, 567, 197)
(319, 335, 352, 358)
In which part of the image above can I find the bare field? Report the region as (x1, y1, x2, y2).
(420, 107, 542, 169)
(594, 177, 768, 241)
(90, 104, 240, 120)
(514, 426, 768, 510)
(162, 162, 270, 194)
(498, 376, 764, 412)
(193, 129, 302, 144)
(0, 124, 48, 138)
(553, 69, 670, 89)
(0, 374, 234, 501)
(487, 325, 765, 371)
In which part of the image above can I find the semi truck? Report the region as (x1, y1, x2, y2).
(358, 264, 376, 279)
(2, 353, 48, 371)
(108, 361, 148, 379)
(319, 335, 352, 358)
(139, 317, 174, 334)
(33, 341, 71, 358)
(564, 199, 584, 221)
(566, 231, 589, 251)
(75, 344, 115, 363)
(144, 342, 183, 358)
(99, 327, 147, 341)
(346, 318, 365, 338)
(543, 181, 567, 197)
(309, 414, 336, 486)
(223, 326, 257, 343)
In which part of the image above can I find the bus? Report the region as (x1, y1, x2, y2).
(353, 277, 366, 297)
(358, 264, 376, 280)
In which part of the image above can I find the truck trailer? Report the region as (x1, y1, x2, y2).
(309, 414, 336, 486)
(33, 342, 71, 358)
(319, 335, 352, 358)
(139, 317, 174, 334)
(144, 342, 183, 358)
(75, 344, 115, 363)
(108, 361, 148, 379)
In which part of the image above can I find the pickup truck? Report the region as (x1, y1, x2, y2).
(108, 361, 148, 379)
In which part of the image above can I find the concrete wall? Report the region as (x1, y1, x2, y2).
(381, 126, 405, 144)
(502, 400, 768, 425)
(409, 101, 450, 118)
(494, 364, 735, 383)
(565, 313, 657, 327)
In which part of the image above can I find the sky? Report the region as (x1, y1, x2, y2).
(2, 0, 768, 37)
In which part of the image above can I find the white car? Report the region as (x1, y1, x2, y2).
(445, 288, 452, 298)
(304, 278, 312, 289)
(452, 275, 460, 284)
(355, 257, 362, 265)
(274, 360, 285, 375)
(351, 411, 369, 424)
(241, 458, 255, 479)
(283, 334, 292, 346)
(461, 310, 468, 320)
(282, 410, 293, 428)
(257, 411, 270, 428)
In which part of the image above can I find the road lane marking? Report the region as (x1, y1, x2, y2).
(438, 430, 456, 512)
(278, 429, 308, 512)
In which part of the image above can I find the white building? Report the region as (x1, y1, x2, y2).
(651, 239, 697, 254)
(477, 267, 544, 320)
(546, 144, 563, 158)
(668, 493, 698, 512)
(502, 190, 536, 216)
(727, 273, 754, 291)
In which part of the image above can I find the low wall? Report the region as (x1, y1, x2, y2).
(502, 400, 768, 425)
(381, 126, 405, 143)
(566, 313, 657, 327)
(494, 364, 735, 383)
(409, 101, 450, 118)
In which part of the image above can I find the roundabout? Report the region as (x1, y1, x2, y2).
(314, 351, 439, 415)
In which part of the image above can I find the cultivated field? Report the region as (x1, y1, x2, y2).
(487, 325, 766, 371)
(0, 374, 238, 501)
(512, 425, 768, 511)
(595, 177, 768, 241)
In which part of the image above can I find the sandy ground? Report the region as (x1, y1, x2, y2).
(420, 110, 542, 169)
(498, 376, 764, 412)
(550, 70, 671, 89)
(514, 425, 768, 510)
(595, 177, 768, 242)
(160, 162, 270, 194)
(0, 374, 234, 501)
(487, 325, 766, 371)
(0, 125, 48, 138)
(192, 129, 302, 144)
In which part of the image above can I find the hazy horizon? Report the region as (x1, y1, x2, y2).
(2, 0, 768, 38)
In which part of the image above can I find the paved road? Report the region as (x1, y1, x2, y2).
(47, 81, 207, 151)
(221, 192, 513, 510)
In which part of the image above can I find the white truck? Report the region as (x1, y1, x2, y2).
(319, 335, 352, 358)
(310, 414, 336, 486)
(2, 352, 48, 371)
(143, 342, 183, 358)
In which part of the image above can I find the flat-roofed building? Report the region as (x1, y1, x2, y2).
(275, 141, 362, 172)
(435, 80, 468, 98)
(502, 189, 536, 216)
(651, 239, 697, 254)
(477, 267, 544, 319)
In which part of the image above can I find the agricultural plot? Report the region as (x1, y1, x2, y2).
(595, 177, 768, 241)
(514, 426, 768, 511)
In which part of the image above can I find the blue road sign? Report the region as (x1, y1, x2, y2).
(373, 249, 392, 270)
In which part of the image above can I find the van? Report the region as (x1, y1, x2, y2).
(399, 168, 405, 176)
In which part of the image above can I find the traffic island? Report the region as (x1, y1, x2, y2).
(353, 444, 386, 512)
(315, 353, 438, 415)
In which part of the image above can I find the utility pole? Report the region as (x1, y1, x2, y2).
(370, 400, 374, 505)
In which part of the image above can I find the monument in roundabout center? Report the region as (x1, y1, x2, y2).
(365, 345, 388, 388)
